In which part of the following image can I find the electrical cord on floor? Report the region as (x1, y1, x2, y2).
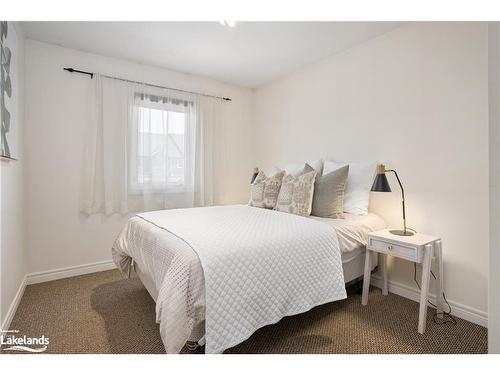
(404, 227, 456, 326)
(413, 262, 457, 326)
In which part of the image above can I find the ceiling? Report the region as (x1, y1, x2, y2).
(21, 22, 404, 88)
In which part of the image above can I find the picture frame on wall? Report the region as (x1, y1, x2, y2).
(1, 21, 18, 161)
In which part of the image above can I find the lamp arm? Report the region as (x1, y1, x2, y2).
(386, 169, 407, 233)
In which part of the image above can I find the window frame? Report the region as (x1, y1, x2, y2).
(128, 93, 195, 195)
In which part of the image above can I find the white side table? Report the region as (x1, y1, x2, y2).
(361, 229, 444, 334)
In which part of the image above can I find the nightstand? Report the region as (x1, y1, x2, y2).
(361, 229, 444, 334)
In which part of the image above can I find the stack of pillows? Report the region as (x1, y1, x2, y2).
(249, 160, 375, 218)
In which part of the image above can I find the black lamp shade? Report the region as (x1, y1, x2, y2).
(371, 173, 391, 192)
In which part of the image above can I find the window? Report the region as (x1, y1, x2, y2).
(129, 94, 195, 194)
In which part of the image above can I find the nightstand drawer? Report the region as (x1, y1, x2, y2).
(368, 238, 420, 262)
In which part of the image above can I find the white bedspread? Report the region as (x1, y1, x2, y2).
(113, 205, 346, 354)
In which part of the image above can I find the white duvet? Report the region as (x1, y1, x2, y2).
(112, 205, 346, 353)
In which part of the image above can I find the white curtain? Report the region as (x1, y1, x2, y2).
(80, 74, 222, 215)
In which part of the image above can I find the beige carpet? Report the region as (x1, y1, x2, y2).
(4, 269, 487, 354)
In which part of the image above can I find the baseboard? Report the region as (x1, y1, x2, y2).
(26, 260, 116, 285)
(1, 261, 116, 331)
(1, 275, 27, 331)
(371, 275, 488, 328)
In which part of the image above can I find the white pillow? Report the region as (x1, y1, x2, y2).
(323, 160, 376, 215)
(270, 160, 322, 177)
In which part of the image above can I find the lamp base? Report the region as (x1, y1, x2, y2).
(390, 229, 414, 236)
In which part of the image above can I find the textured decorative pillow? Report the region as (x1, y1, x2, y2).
(270, 160, 323, 177)
(275, 165, 317, 216)
(249, 170, 286, 209)
(311, 165, 349, 219)
(284, 160, 323, 175)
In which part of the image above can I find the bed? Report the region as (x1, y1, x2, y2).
(112, 204, 385, 353)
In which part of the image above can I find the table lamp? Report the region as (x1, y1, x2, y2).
(371, 164, 413, 236)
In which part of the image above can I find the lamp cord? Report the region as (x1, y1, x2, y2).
(400, 227, 456, 326)
(413, 262, 457, 326)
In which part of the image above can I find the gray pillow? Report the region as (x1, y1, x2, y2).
(311, 165, 349, 219)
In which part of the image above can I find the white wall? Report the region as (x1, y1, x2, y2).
(1, 23, 26, 327)
(488, 22, 500, 353)
(253, 22, 489, 318)
(24, 40, 254, 274)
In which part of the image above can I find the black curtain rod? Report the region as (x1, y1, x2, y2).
(63, 67, 232, 101)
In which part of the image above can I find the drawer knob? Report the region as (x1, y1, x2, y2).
(387, 245, 393, 250)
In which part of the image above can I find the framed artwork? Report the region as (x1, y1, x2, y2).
(1, 21, 18, 161)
